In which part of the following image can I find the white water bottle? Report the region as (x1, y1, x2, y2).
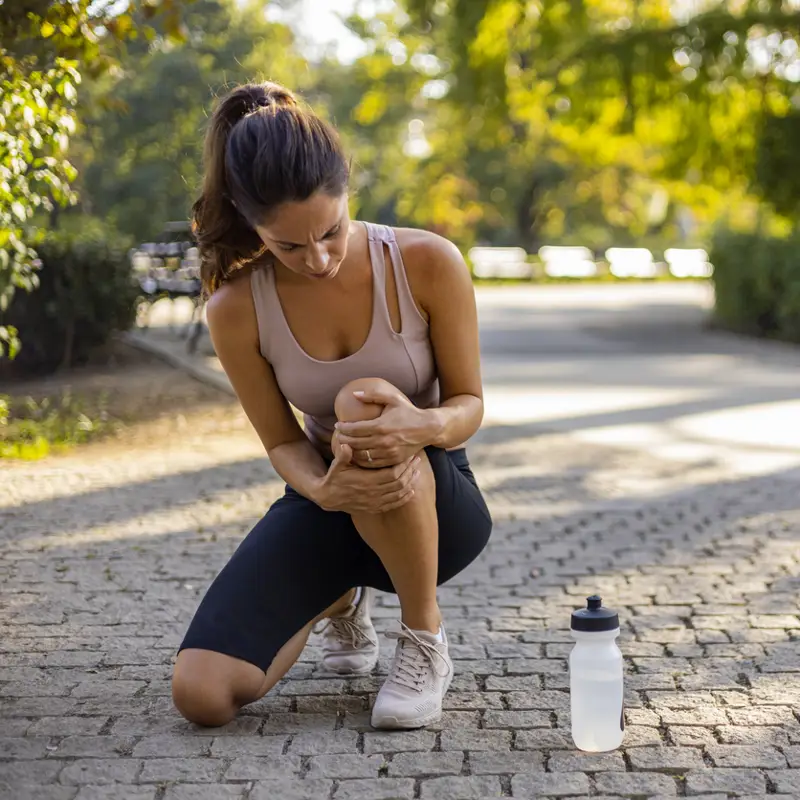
(569, 595, 624, 752)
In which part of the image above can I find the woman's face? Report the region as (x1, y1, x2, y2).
(255, 192, 351, 281)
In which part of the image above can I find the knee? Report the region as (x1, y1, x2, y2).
(334, 377, 395, 423)
(172, 660, 238, 728)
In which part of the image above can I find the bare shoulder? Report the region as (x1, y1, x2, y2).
(394, 227, 466, 274)
(205, 267, 258, 343)
(393, 227, 472, 302)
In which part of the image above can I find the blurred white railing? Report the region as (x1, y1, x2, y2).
(665, 248, 713, 278)
(469, 246, 532, 279)
(605, 248, 659, 279)
(539, 246, 598, 278)
(470, 244, 713, 281)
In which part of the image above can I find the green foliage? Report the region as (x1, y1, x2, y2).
(0, 57, 80, 357)
(755, 111, 800, 219)
(19, 0, 799, 294)
(0, 0, 194, 360)
(397, 0, 800, 247)
(0, 390, 113, 460)
(75, 0, 305, 241)
(710, 229, 800, 342)
(0, 229, 138, 377)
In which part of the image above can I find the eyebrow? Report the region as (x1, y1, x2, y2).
(274, 221, 342, 248)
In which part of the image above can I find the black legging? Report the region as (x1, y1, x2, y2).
(178, 446, 492, 672)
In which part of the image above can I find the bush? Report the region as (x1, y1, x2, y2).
(710, 229, 800, 343)
(0, 229, 139, 377)
(0, 390, 114, 460)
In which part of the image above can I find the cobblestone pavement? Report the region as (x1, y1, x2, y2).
(2, 285, 800, 799)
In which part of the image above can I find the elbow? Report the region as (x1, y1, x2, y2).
(471, 394, 485, 435)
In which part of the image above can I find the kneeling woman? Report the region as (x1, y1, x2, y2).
(172, 81, 493, 731)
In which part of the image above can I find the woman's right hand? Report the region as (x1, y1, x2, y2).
(315, 443, 421, 514)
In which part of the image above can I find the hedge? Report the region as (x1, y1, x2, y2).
(710, 229, 800, 343)
(0, 229, 139, 377)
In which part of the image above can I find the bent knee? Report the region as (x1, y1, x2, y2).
(172, 673, 236, 728)
(172, 652, 249, 727)
(334, 377, 395, 423)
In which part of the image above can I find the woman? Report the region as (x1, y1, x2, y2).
(172, 81, 492, 731)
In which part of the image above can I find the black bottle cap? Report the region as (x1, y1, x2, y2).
(570, 595, 620, 632)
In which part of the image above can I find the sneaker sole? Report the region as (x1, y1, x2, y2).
(323, 659, 378, 676)
(370, 669, 454, 730)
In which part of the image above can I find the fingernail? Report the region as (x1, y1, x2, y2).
(353, 390, 365, 397)
(414, 457, 421, 465)
(413, 470, 420, 479)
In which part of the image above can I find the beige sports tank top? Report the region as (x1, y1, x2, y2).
(250, 221, 439, 441)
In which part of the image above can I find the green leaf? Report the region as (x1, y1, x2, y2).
(61, 81, 77, 103)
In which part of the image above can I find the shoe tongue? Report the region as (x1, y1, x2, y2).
(408, 628, 440, 645)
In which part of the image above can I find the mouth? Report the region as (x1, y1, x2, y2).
(309, 263, 338, 279)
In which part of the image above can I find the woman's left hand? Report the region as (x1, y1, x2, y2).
(335, 385, 435, 468)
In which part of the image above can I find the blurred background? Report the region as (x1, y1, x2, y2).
(1, 0, 800, 454)
(5, 7, 800, 788)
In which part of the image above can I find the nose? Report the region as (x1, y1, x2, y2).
(305, 245, 330, 273)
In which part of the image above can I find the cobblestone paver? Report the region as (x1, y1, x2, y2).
(2, 422, 799, 799)
(3, 286, 800, 798)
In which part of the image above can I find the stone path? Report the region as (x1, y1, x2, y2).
(2, 284, 800, 799)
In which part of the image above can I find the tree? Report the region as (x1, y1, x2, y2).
(74, 0, 305, 242)
(0, 0, 192, 358)
(399, 0, 800, 247)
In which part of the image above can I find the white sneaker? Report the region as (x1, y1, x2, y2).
(318, 587, 379, 675)
(370, 622, 453, 729)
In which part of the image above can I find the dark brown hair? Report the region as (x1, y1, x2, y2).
(192, 82, 349, 294)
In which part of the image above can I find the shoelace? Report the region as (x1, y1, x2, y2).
(385, 622, 451, 691)
(316, 615, 376, 648)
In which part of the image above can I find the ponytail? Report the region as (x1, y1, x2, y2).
(192, 82, 348, 295)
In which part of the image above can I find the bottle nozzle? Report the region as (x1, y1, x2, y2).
(587, 595, 602, 611)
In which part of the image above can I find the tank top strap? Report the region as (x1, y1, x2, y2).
(250, 265, 286, 362)
(361, 221, 392, 326)
(364, 222, 424, 331)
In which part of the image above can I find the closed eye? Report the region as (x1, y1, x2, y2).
(277, 224, 342, 252)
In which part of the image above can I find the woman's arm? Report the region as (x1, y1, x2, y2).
(412, 234, 484, 449)
(335, 232, 484, 457)
(205, 276, 329, 502)
(205, 274, 418, 511)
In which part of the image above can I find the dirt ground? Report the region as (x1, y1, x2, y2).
(1, 338, 254, 459)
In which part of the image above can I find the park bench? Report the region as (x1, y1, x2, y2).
(130, 221, 206, 353)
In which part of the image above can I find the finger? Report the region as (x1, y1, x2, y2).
(335, 420, 382, 438)
(384, 467, 420, 496)
(350, 455, 414, 484)
(335, 432, 385, 448)
(363, 450, 405, 469)
(351, 447, 392, 466)
(377, 487, 416, 512)
(377, 456, 418, 485)
(374, 480, 415, 508)
(355, 456, 394, 469)
(353, 387, 399, 406)
(388, 456, 420, 482)
(331, 443, 353, 471)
